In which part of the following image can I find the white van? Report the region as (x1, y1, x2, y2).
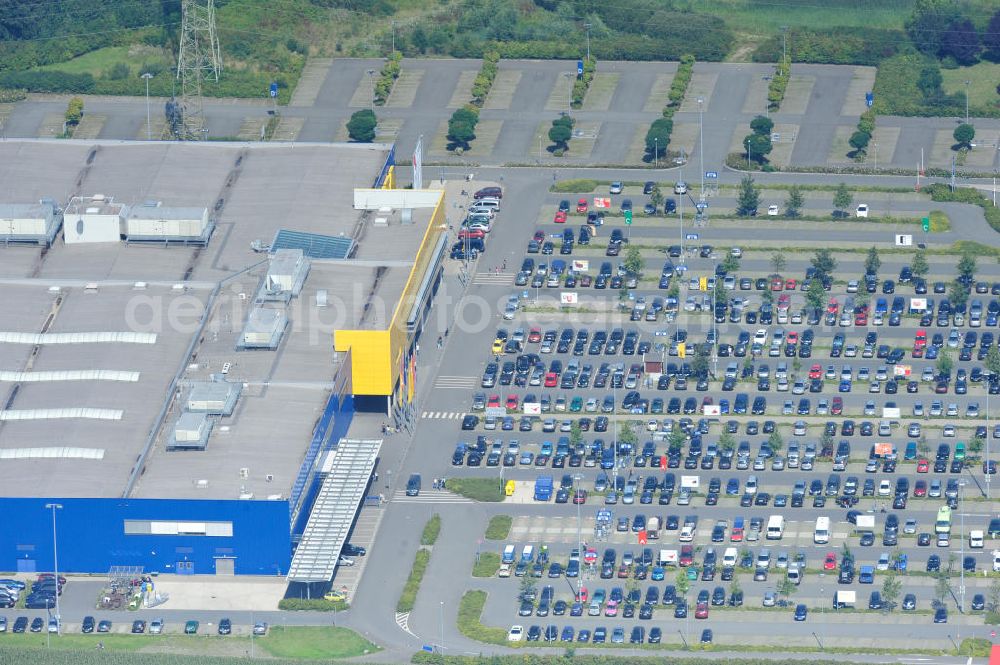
(722, 547, 738, 568)
(766, 515, 785, 540)
(814, 516, 830, 544)
(970, 530, 984, 549)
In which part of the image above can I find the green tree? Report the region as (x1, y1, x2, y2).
(776, 572, 797, 601)
(65, 96, 84, 126)
(548, 119, 572, 150)
(667, 429, 687, 454)
(519, 575, 537, 601)
(911, 250, 929, 278)
(865, 245, 881, 276)
(820, 430, 834, 456)
(744, 132, 773, 164)
(770, 251, 786, 276)
(806, 277, 826, 311)
(722, 253, 740, 274)
(841, 542, 852, 561)
(768, 429, 784, 454)
(881, 571, 902, 611)
(954, 123, 975, 149)
(750, 115, 774, 136)
(811, 248, 837, 281)
(624, 246, 644, 278)
(986, 345, 1000, 379)
(570, 420, 582, 447)
(848, 130, 871, 155)
(346, 109, 377, 142)
(667, 280, 680, 301)
(617, 421, 637, 447)
(906, 0, 958, 56)
(832, 183, 853, 214)
(969, 434, 984, 454)
(988, 577, 1000, 613)
(936, 348, 954, 376)
(691, 353, 710, 379)
(784, 185, 804, 218)
(949, 280, 970, 309)
(718, 430, 736, 452)
(728, 577, 742, 600)
(736, 175, 760, 216)
(675, 568, 690, 598)
(934, 573, 951, 606)
(645, 118, 672, 159)
(649, 185, 663, 210)
(957, 252, 977, 281)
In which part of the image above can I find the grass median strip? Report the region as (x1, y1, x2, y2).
(397, 548, 431, 613)
(456, 590, 507, 646)
(485, 514, 512, 540)
(472, 551, 501, 577)
(421, 513, 441, 546)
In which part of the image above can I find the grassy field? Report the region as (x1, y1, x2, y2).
(445, 477, 504, 502)
(472, 551, 501, 577)
(36, 45, 173, 77)
(485, 514, 512, 540)
(261, 626, 379, 659)
(941, 61, 1000, 115)
(690, 0, 916, 35)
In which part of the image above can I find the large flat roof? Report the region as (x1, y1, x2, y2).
(0, 140, 405, 500)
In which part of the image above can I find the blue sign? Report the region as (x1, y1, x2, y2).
(695, 202, 708, 210)
(865, 91, 873, 108)
(705, 171, 718, 179)
(269, 82, 279, 98)
(422, 646, 434, 653)
(577, 60, 584, 76)
(685, 233, 699, 240)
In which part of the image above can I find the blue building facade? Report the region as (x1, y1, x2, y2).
(0, 497, 291, 576)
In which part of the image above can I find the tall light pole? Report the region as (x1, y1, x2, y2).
(697, 97, 705, 199)
(781, 26, 788, 63)
(959, 480, 967, 615)
(564, 72, 574, 117)
(964, 80, 971, 125)
(391, 20, 397, 55)
(678, 168, 685, 265)
(439, 600, 445, 652)
(653, 137, 658, 169)
(45, 503, 62, 635)
(584, 23, 592, 62)
(367, 69, 376, 115)
(575, 472, 584, 595)
(141, 73, 154, 141)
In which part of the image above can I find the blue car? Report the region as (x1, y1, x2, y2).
(561, 626, 574, 642)
(839, 380, 852, 393)
(570, 602, 583, 617)
(651, 565, 665, 581)
(577, 629, 591, 643)
(894, 553, 908, 572)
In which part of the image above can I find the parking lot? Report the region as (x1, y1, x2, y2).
(417, 176, 1000, 650)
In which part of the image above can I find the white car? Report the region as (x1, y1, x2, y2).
(767, 204, 779, 216)
(150, 619, 164, 634)
(731, 247, 743, 258)
(610, 182, 624, 195)
(508, 625, 524, 642)
(856, 204, 869, 218)
(674, 181, 688, 195)
(878, 480, 891, 496)
(253, 621, 268, 636)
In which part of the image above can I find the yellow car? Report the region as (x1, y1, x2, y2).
(492, 339, 504, 354)
(324, 590, 347, 602)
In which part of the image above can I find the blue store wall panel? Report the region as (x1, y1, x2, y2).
(0, 498, 290, 576)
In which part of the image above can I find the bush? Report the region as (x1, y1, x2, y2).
(421, 514, 441, 546)
(64, 96, 84, 126)
(570, 57, 596, 109)
(445, 477, 504, 502)
(278, 597, 348, 611)
(666, 54, 695, 111)
(767, 56, 790, 111)
(472, 551, 501, 577)
(752, 27, 905, 65)
(0, 70, 95, 93)
(470, 50, 500, 107)
(374, 51, 402, 106)
(0, 88, 26, 102)
(873, 53, 974, 117)
(397, 548, 431, 613)
(485, 514, 512, 540)
(346, 109, 377, 142)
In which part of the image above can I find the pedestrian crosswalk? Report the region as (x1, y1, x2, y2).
(392, 490, 474, 504)
(421, 411, 466, 420)
(434, 375, 477, 389)
(473, 272, 513, 285)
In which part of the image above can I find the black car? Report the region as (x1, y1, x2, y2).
(82, 616, 96, 633)
(30, 617, 44, 633)
(218, 618, 232, 635)
(342, 543, 367, 557)
(405, 474, 421, 496)
(132, 620, 146, 634)
(12, 617, 27, 633)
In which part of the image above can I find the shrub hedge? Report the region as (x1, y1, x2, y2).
(571, 57, 596, 109)
(445, 477, 504, 502)
(470, 51, 500, 107)
(455, 590, 507, 645)
(374, 51, 403, 106)
(752, 27, 905, 66)
(767, 56, 790, 111)
(421, 514, 441, 546)
(397, 548, 431, 613)
(872, 53, 971, 118)
(278, 597, 348, 611)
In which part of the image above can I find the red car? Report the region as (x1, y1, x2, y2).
(826, 298, 839, 314)
(770, 278, 784, 291)
(554, 211, 567, 223)
(533, 231, 545, 243)
(487, 394, 501, 408)
(459, 228, 485, 240)
(823, 552, 837, 570)
(914, 328, 927, 349)
(505, 395, 519, 410)
(786, 332, 799, 345)
(785, 278, 797, 291)
(808, 364, 822, 380)
(855, 311, 868, 326)
(916, 458, 929, 473)
(679, 545, 694, 566)
(576, 198, 588, 213)
(695, 602, 709, 619)
(544, 372, 558, 387)
(831, 397, 843, 415)
(572, 489, 587, 504)
(914, 480, 927, 497)
(528, 327, 542, 343)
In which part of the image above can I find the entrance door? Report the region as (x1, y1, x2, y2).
(176, 561, 194, 575)
(214, 558, 235, 575)
(16, 559, 35, 573)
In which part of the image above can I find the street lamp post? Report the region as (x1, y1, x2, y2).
(141, 73, 154, 141)
(584, 23, 592, 62)
(654, 137, 658, 169)
(678, 168, 685, 265)
(367, 69, 376, 115)
(564, 72, 574, 117)
(575, 473, 584, 594)
(745, 137, 752, 171)
(698, 97, 705, 199)
(45, 503, 62, 635)
(439, 600, 445, 652)
(959, 480, 967, 614)
(781, 26, 788, 63)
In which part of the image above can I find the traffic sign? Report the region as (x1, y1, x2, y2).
(865, 91, 874, 108)
(624, 210, 632, 225)
(922, 216, 930, 232)
(695, 202, 707, 211)
(269, 82, 278, 98)
(577, 60, 584, 76)
(705, 171, 718, 179)
(685, 233, 699, 240)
